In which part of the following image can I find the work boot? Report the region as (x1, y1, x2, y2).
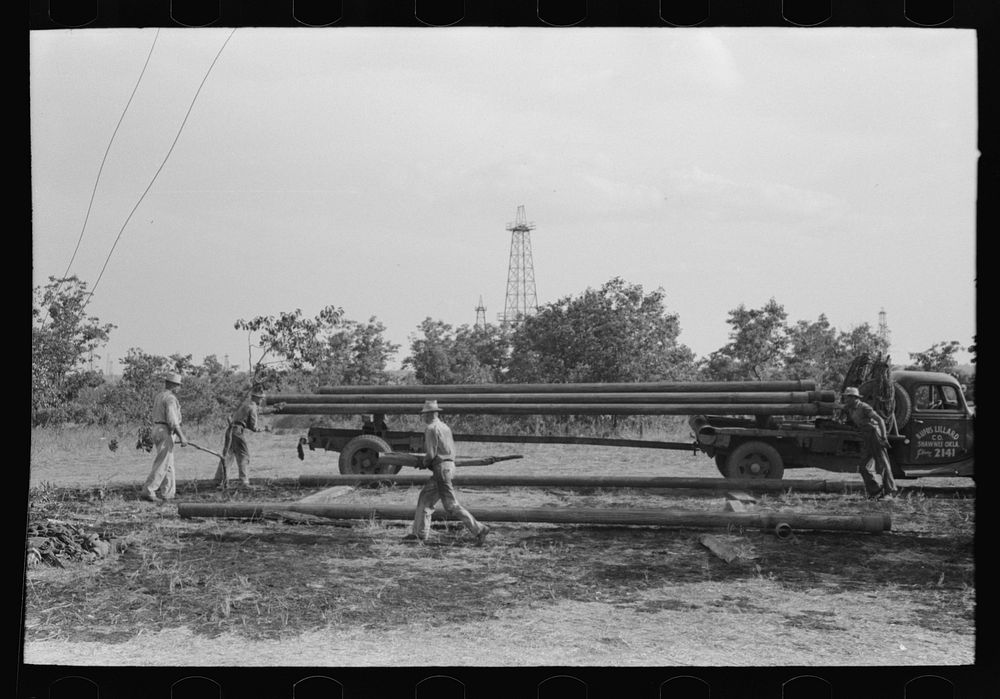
(238, 479, 255, 490)
(139, 490, 158, 503)
(474, 525, 491, 546)
(401, 533, 426, 544)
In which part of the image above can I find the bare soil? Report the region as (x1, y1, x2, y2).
(23, 429, 976, 667)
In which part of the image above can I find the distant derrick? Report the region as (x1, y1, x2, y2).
(499, 205, 538, 326)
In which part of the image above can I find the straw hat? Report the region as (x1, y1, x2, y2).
(420, 400, 442, 414)
(164, 372, 182, 386)
(842, 387, 861, 398)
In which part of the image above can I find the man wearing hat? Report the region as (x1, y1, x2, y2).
(841, 386, 898, 500)
(142, 373, 188, 502)
(404, 400, 491, 544)
(214, 386, 266, 489)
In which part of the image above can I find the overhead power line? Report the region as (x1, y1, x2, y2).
(63, 29, 161, 280)
(88, 27, 237, 303)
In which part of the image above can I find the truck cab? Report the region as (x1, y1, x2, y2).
(690, 370, 974, 479)
(891, 371, 974, 477)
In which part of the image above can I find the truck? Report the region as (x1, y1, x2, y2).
(280, 369, 973, 480)
(688, 370, 974, 480)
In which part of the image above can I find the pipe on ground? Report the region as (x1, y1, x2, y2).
(176, 502, 890, 533)
(297, 473, 860, 492)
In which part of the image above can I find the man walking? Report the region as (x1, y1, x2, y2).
(214, 387, 265, 490)
(403, 400, 491, 545)
(841, 386, 898, 500)
(142, 372, 188, 502)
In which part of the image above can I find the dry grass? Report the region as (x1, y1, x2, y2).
(23, 426, 976, 666)
(23, 477, 975, 666)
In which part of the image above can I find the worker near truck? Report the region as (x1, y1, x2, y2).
(840, 386, 898, 500)
(142, 372, 188, 502)
(403, 400, 491, 545)
(214, 387, 265, 490)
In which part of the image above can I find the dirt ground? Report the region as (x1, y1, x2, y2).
(22, 429, 978, 671)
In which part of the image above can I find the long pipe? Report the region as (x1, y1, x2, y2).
(171, 476, 972, 498)
(177, 502, 890, 533)
(267, 391, 837, 405)
(315, 380, 818, 394)
(271, 402, 836, 416)
(297, 473, 863, 492)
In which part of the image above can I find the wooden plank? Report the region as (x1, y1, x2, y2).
(699, 534, 741, 564)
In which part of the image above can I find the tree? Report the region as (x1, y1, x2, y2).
(404, 319, 481, 384)
(97, 349, 178, 425)
(907, 341, 965, 373)
(505, 277, 695, 383)
(703, 299, 789, 381)
(315, 316, 401, 386)
(454, 323, 511, 383)
(234, 306, 345, 389)
(784, 314, 843, 387)
(32, 276, 116, 425)
(99, 350, 249, 427)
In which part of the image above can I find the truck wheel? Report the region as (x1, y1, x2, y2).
(723, 441, 785, 479)
(714, 454, 728, 477)
(860, 380, 913, 430)
(338, 435, 400, 475)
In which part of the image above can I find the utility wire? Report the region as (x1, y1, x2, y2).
(63, 29, 161, 280)
(87, 27, 237, 303)
(37, 30, 161, 329)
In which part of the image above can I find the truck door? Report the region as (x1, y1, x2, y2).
(903, 382, 973, 468)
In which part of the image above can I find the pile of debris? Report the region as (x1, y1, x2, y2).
(26, 519, 120, 568)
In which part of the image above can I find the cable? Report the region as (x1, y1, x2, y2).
(37, 30, 162, 329)
(63, 29, 161, 280)
(87, 27, 237, 303)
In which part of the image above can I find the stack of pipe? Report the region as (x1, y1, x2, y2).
(266, 379, 837, 417)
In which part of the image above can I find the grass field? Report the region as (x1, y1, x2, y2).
(23, 425, 975, 667)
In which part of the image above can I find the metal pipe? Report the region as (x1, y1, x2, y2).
(296, 474, 860, 492)
(314, 380, 818, 394)
(271, 402, 836, 416)
(267, 391, 836, 405)
(177, 501, 890, 533)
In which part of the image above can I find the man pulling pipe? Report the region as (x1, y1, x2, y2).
(402, 400, 491, 545)
(214, 387, 266, 490)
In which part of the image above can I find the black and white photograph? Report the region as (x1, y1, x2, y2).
(28, 14, 982, 693)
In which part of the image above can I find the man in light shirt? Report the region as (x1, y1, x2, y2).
(142, 372, 188, 502)
(403, 400, 491, 544)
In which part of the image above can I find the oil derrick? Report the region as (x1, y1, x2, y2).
(877, 308, 891, 352)
(498, 205, 538, 326)
(475, 296, 487, 329)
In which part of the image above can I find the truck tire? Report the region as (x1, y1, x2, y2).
(338, 435, 400, 475)
(714, 454, 728, 477)
(860, 380, 913, 430)
(723, 441, 785, 480)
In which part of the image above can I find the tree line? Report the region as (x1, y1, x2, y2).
(31, 275, 975, 428)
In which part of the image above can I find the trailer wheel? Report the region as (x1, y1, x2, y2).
(723, 441, 784, 479)
(338, 435, 400, 475)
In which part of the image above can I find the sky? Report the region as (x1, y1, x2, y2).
(30, 27, 978, 374)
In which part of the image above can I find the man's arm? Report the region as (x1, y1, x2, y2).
(168, 396, 188, 446)
(422, 426, 440, 468)
(247, 402, 260, 431)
